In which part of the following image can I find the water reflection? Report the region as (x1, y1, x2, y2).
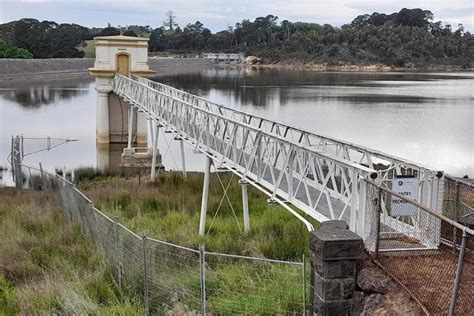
(0, 78, 91, 108)
(157, 67, 473, 177)
(156, 68, 474, 108)
(0, 69, 472, 181)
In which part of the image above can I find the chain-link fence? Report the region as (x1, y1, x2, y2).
(365, 179, 474, 315)
(21, 164, 307, 315)
(444, 176, 474, 251)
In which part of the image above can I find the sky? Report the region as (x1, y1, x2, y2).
(0, 0, 472, 32)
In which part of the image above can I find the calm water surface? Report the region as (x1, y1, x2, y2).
(0, 68, 472, 185)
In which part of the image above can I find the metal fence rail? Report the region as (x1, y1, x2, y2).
(365, 179, 474, 315)
(444, 175, 474, 230)
(24, 165, 307, 315)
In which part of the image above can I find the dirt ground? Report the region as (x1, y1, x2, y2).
(377, 247, 473, 315)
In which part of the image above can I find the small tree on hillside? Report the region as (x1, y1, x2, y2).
(163, 10, 178, 31)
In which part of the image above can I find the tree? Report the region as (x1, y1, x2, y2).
(163, 10, 178, 31)
(123, 30, 138, 37)
(97, 27, 120, 36)
(149, 28, 164, 51)
(0, 40, 33, 58)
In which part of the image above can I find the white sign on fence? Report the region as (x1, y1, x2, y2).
(391, 177, 419, 216)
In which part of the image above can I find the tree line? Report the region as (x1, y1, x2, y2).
(0, 8, 472, 67)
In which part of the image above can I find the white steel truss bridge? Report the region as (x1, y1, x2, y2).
(113, 74, 444, 244)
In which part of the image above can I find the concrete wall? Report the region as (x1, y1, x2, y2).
(108, 92, 134, 144)
(0, 58, 213, 82)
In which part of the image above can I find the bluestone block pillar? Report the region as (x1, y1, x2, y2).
(310, 220, 363, 315)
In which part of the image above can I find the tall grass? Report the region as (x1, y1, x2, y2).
(0, 187, 142, 315)
(78, 170, 319, 261)
(76, 169, 317, 314)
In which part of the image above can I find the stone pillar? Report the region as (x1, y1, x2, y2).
(96, 143, 110, 171)
(310, 220, 363, 315)
(136, 111, 148, 146)
(96, 85, 113, 144)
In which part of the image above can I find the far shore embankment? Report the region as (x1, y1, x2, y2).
(0, 57, 214, 84)
(248, 59, 473, 72)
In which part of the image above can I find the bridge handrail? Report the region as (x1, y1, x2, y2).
(131, 75, 439, 175)
(126, 74, 374, 174)
(115, 74, 377, 226)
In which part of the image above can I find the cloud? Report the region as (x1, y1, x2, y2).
(0, 0, 472, 31)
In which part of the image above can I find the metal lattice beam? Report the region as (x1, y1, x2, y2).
(114, 74, 444, 237)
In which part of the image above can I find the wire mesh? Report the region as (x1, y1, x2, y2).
(146, 239, 201, 314)
(204, 252, 305, 315)
(443, 176, 474, 252)
(365, 179, 474, 315)
(116, 224, 145, 297)
(18, 164, 53, 191)
(45, 171, 310, 315)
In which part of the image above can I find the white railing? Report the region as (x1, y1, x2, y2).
(114, 74, 445, 243)
(114, 74, 379, 235)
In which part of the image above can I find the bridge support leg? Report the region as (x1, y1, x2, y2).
(147, 118, 154, 148)
(150, 124, 160, 181)
(127, 107, 134, 149)
(136, 112, 148, 146)
(199, 156, 212, 235)
(180, 138, 187, 178)
(240, 178, 250, 232)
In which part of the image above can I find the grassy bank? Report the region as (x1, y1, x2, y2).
(74, 169, 317, 313)
(77, 170, 319, 262)
(0, 187, 141, 315)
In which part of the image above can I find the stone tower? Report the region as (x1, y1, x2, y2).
(88, 35, 156, 144)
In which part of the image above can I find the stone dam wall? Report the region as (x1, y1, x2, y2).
(0, 58, 214, 82)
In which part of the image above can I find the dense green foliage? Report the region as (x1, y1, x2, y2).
(0, 18, 92, 58)
(149, 8, 472, 67)
(0, 40, 32, 58)
(0, 188, 141, 314)
(0, 8, 472, 66)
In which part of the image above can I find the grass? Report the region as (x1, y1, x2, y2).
(1, 168, 317, 314)
(81, 40, 95, 58)
(75, 169, 318, 314)
(78, 170, 319, 261)
(0, 187, 142, 315)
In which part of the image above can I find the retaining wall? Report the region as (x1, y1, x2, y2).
(0, 58, 213, 83)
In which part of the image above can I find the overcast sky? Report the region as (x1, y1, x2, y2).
(1, 0, 472, 32)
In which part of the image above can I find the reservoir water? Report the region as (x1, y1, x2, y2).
(0, 67, 472, 186)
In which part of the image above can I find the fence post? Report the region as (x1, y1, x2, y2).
(455, 181, 460, 219)
(302, 253, 306, 315)
(199, 244, 206, 315)
(39, 162, 47, 191)
(113, 217, 122, 290)
(142, 235, 149, 315)
(452, 181, 460, 252)
(374, 187, 382, 258)
(13, 136, 23, 192)
(449, 228, 469, 316)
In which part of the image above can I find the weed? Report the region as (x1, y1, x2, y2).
(0, 188, 142, 314)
